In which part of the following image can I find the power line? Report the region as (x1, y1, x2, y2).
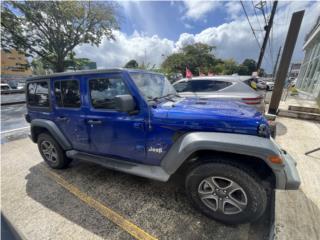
(252, 0, 273, 70)
(240, 0, 261, 49)
(251, 1, 264, 39)
(268, 1, 275, 70)
(256, 0, 278, 71)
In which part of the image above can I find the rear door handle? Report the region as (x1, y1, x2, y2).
(87, 119, 102, 125)
(57, 116, 68, 122)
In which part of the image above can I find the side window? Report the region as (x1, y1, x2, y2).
(190, 80, 232, 92)
(89, 77, 129, 109)
(54, 80, 81, 108)
(27, 81, 49, 107)
(174, 81, 190, 92)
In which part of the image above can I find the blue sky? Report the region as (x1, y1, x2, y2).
(76, 1, 320, 73)
(119, 1, 228, 40)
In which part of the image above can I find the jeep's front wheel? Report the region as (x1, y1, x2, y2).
(185, 162, 267, 224)
(37, 133, 71, 169)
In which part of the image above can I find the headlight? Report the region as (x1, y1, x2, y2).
(258, 123, 269, 137)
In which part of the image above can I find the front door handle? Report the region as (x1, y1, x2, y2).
(57, 116, 68, 122)
(87, 119, 102, 125)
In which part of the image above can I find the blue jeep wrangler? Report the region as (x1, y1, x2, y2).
(25, 69, 300, 224)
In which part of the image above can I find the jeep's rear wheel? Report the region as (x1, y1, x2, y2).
(185, 162, 267, 224)
(37, 133, 71, 169)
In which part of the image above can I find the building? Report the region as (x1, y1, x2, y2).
(296, 17, 320, 103)
(1, 49, 32, 87)
(289, 63, 301, 79)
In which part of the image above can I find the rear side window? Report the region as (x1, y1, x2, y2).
(89, 77, 129, 109)
(27, 81, 49, 107)
(54, 80, 81, 108)
(174, 81, 191, 92)
(190, 80, 232, 92)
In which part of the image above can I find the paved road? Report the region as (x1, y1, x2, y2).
(2, 138, 272, 240)
(1, 93, 25, 104)
(1, 104, 28, 132)
(1, 103, 29, 144)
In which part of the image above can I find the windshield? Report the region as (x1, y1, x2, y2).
(129, 72, 177, 101)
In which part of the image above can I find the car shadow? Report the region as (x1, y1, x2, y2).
(25, 160, 273, 240)
(275, 122, 287, 136)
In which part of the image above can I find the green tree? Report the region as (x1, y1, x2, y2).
(242, 59, 257, 75)
(64, 52, 93, 71)
(237, 65, 250, 75)
(31, 58, 51, 75)
(124, 59, 139, 69)
(222, 59, 239, 75)
(1, 1, 118, 72)
(213, 63, 224, 74)
(161, 43, 216, 76)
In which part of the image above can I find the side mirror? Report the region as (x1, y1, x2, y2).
(114, 94, 136, 113)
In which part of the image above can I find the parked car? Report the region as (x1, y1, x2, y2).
(257, 79, 267, 90)
(17, 81, 26, 90)
(1, 83, 11, 92)
(266, 81, 275, 91)
(25, 69, 300, 224)
(173, 76, 265, 113)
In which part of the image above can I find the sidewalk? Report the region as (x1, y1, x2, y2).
(273, 117, 320, 240)
(279, 91, 319, 109)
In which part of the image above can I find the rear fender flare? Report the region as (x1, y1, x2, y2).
(30, 119, 72, 150)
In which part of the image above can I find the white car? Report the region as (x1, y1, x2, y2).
(173, 76, 265, 113)
(265, 81, 275, 91)
(1, 83, 11, 92)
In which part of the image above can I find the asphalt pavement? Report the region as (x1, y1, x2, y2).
(1, 103, 29, 144)
(1, 93, 25, 104)
(2, 138, 272, 240)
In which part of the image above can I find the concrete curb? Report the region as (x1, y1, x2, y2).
(278, 109, 320, 121)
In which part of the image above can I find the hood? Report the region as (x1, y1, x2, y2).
(152, 98, 268, 136)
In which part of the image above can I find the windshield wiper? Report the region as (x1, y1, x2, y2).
(147, 93, 180, 103)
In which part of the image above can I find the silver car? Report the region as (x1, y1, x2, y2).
(173, 76, 265, 113)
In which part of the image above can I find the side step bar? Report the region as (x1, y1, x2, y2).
(66, 150, 170, 182)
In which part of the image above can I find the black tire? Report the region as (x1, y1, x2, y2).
(185, 162, 267, 224)
(37, 133, 72, 169)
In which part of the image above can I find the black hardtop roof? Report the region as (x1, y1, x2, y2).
(26, 68, 163, 81)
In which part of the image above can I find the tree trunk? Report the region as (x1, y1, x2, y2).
(55, 62, 65, 72)
(54, 55, 65, 72)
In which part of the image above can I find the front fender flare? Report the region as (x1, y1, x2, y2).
(161, 132, 286, 187)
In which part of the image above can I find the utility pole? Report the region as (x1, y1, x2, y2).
(268, 10, 304, 115)
(256, 0, 278, 71)
(272, 46, 282, 79)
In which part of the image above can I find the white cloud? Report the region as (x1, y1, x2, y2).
(182, 1, 221, 20)
(75, 31, 175, 68)
(225, 1, 243, 20)
(75, 1, 320, 72)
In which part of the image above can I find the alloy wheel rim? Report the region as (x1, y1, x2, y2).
(198, 176, 248, 215)
(41, 140, 58, 163)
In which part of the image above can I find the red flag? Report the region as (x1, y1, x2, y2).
(186, 67, 193, 78)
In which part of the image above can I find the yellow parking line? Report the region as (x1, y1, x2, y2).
(40, 166, 158, 240)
